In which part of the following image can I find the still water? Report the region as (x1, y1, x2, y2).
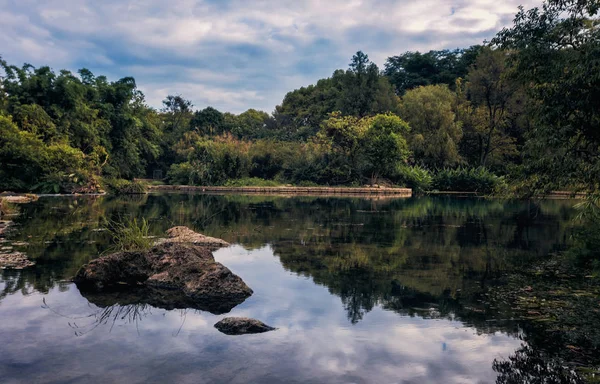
(0, 194, 577, 383)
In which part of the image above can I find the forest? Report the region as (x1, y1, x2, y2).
(0, 0, 598, 198)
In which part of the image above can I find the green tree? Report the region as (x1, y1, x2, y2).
(384, 47, 483, 95)
(493, 0, 600, 193)
(190, 106, 224, 135)
(458, 48, 522, 168)
(400, 85, 463, 168)
(361, 114, 411, 183)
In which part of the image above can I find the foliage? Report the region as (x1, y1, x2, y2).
(384, 46, 483, 95)
(432, 167, 505, 194)
(104, 217, 152, 253)
(104, 179, 147, 195)
(0, 115, 97, 193)
(393, 165, 433, 193)
(400, 85, 463, 168)
(273, 51, 400, 140)
(166, 162, 201, 185)
(361, 114, 411, 182)
(459, 48, 523, 168)
(493, 0, 600, 194)
(224, 178, 281, 187)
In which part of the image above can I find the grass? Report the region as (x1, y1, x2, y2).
(104, 217, 153, 253)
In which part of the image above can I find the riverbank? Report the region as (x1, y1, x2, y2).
(146, 185, 413, 197)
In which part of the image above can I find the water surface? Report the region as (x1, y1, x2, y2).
(0, 194, 578, 383)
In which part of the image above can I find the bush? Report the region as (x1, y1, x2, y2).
(432, 167, 505, 194)
(224, 178, 281, 187)
(104, 179, 147, 195)
(393, 165, 433, 193)
(166, 162, 202, 185)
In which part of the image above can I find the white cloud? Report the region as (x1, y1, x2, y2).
(1, 0, 543, 112)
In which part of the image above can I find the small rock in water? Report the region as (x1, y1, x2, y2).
(214, 317, 276, 335)
(0, 252, 35, 269)
(155, 226, 230, 249)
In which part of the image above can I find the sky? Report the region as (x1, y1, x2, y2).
(0, 0, 542, 114)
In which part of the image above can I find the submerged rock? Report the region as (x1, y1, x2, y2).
(0, 252, 35, 269)
(74, 242, 252, 314)
(155, 226, 230, 249)
(214, 317, 276, 335)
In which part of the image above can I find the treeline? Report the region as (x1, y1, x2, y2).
(1, 0, 598, 196)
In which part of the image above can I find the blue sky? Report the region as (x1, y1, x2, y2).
(0, 0, 541, 114)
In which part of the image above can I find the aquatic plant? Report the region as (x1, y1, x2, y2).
(105, 217, 153, 253)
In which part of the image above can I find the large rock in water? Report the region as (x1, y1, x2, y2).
(214, 317, 276, 335)
(74, 241, 252, 314)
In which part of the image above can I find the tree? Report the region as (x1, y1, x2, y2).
(273, 53, 399, 140)
(493, 0, 600, 193)
(319, 112, 370, 182)
(229, 109, 270, 139)
(190, 106, 224, 135)
(384, 47, 483, 95)
(399, 85, 463, 168)
(361, 114, 411, 183)
(459, 48, 521, 167)
(341, 51, 383, 117)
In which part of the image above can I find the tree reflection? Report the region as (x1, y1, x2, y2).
(494, 345, 584, 384)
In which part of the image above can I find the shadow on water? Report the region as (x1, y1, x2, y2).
(0, 193, 589, 383)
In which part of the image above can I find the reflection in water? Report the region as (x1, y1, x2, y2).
(0, 194, 582, 383)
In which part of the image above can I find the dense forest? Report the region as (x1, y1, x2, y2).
(0, 0, 598, 198)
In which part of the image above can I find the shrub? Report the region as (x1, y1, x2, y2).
(167, 162, 202, 185)
(394, 165, 433, 193)
(432, 167, 505, 194)
(104, 179, 147, 195)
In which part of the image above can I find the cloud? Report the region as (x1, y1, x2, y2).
(1, 0, 543, 113)
(0, 244, 522, 383)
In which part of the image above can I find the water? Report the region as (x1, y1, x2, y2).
(0, 194, 578, 383)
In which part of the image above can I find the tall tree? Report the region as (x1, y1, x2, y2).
(384, 47, 483, 95)
(493, 0, 600, 193)
(400, 85, 463, 168)
(463, 47, 520, 167)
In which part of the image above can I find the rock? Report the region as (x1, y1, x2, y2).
(214, 317, 276, 335)
(155, 226, 230, 250)
(0, 194, 38, 204)
(74, 242, 252, 314)
(0, 252, 36, 269)
(0, 221, 12, 236)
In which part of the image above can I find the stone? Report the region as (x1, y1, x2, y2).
(214, 317, 276, 335)
(0, 194, 38, 204)
(74, 242, 252, 314)
(0, 252, 35, 269)
(155, 226, 230, 250)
